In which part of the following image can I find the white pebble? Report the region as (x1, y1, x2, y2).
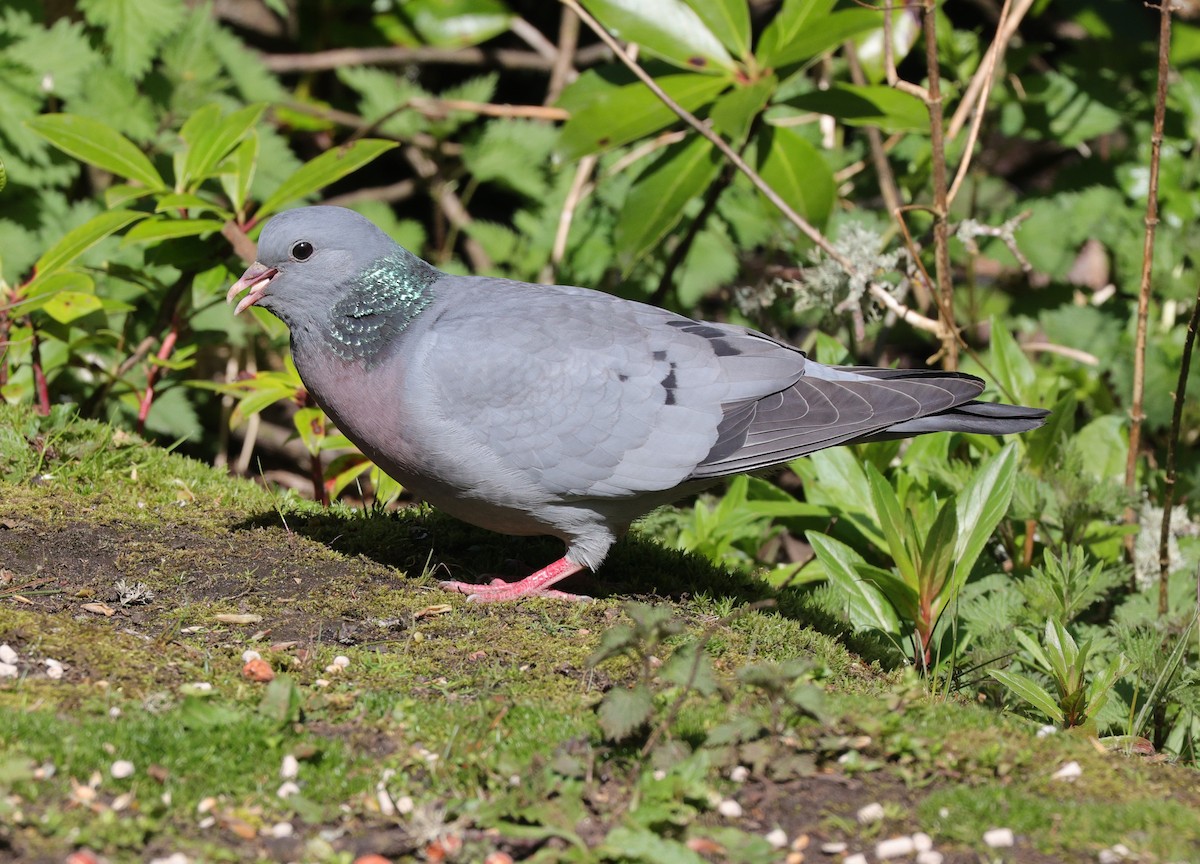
(844, 854, 869, 864)
(324, 664, 341, 674)
(0, 662, 17, 679)
(876, 836, 915, 859)
(729, 765, 750, 782)
(332, 655, 350, 668)
(108, 706, 122, 718)
(376, 788, 396, 816)
(277, 781, 300, 798)
(856, 802, 885, 824)
(1037, 724, 1058, 738)
(717, 798, 743, 818)
(1052, 760, 1082, 781)
(916, 852, 944, 864)
(912, 832, 933, 852)
(938, 807, 950, 819)
(110, 760, 135, 779)
(149, 854, 190, 864)
(821, 841, 848, 854)
(313, 679, 330, 688)
(1111, 844, 1131, 857)
(196, 797, 216, 814)
(395, 795, 415, 815)
(186, 682, 213, 692)
(765, 828, 788, 849)
(983, 827, 1014, 848)
(269, 821, 294, 838)
(280, 754, 299, 779)
(44, 659, 64, 680)
(198, 816, 216, 829)
(242, 650, 262, 663)
(0, 644, 17, 664)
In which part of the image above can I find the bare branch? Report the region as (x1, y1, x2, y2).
(260, 43, 612, 74)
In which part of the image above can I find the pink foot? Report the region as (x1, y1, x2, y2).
(440, 557, 590, 603)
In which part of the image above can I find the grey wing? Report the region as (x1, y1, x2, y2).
(420, 283, 738, 499)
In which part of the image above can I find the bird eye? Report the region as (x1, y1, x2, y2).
(291, 241, 314, 261)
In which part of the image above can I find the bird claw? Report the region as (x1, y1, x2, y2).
(439, 578, 592, 603)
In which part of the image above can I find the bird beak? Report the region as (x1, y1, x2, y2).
(227, 262, 279, 315)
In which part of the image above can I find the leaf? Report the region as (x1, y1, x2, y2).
(597, 685, 653, 741)
(866, 463, 916, 585)
(258, 676, 303, 725)
(785, 84, 929, 133)
(988, 318, 1037, 406)
(660, 643, 718, 696)
(42, 291, 103, 324)
(181, 103, 265, 190)
(798, 447, 887, 551)
(219, 134, 259, 214)
(27, 115, 165, 190)
(29, 210, 147, 283)
(293, 407, 326, 456)
(407, 0, 513, 48)
(920, 499, 958, 602)
(757, 125, 834, 229)
(78, 0, 187, 78)
(615, 136, 722, 269)
(581, 0, 735, 73)
(257, 139, 399, 217)
(757, 0, 836, 65)
(601, 827, 708, 864)
(558, 73, 730, 159)
(988, 669, 1064, 724)
(807, 532, 900, 634)
(684, 0, 750, 58)
(122, 218, 226, 244)
(710, 77, 775, 141)
(952, 442, 1017, 583)
(767, 9, 887, 68)
(857, 563, 920, 624)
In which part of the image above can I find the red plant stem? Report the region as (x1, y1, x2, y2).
(0, 311, 10, 388)
(29, 318, 50, 416)
(137, 320, 180, 435)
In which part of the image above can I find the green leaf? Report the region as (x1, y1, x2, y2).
(598, 685, 654, 741)
(0, 157, 6, 193)
(866, 463, 916, 585)
(257, 139, 399, 217)
(684, 0, 750, 57)
(952, 442, 1017, 583)
(785, 84, 929, 133)
(857, 563, 921, 624)
(42, 291, 103, 324)
(122, 218, 226, 244)
(27, 114, 165, 190)
(558, 73, 730, 159)
(757, 0, 835, 65)
(78, 0, 187, 79)
(710, 77, 775, 141)
(581, 0, 735, 73)
(660, 643, 718, 696)
(798, 448, 886, 550)
(807, 532, 900, 634)
(988, 318, 1037, 406)
(768, 9, 886, 68)
(407, 0, 513, 48)
(615, 136, 722, 269)
(988, 669, 1064, 724)
(757, 125, 834, 229)
(29, 210, 147, 284)
(602, 827, 708, 864)
(920, 498, 958, 601)
(181, 103, 265, 190)
(219, 134, 259, 214)
(258, 676, 303, 725)
(293, 407, 326, 456)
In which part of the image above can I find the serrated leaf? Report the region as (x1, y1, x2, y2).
(30, 210, 147, 284)
(807, 532, 900, 633)
(615, 136, 721, 270)
(123, 218, 226, 244)
(757, 0, 836, 65)
(602, 827, 708, 864)
(582, 0, 734, 72)
(79, 0, 187, 78)
(757, 125, 834, 229)
(785, 84, 929, 133)
(27, 115, 164, 190)
(769, 8, 886, 68)
(988, 669, 1064, 723)
(257, 139, 399, 217)
(558, 73, 730, 159)
(684, 0, 750, 57)
(598, 685, 653, 741)
(660, 643, 718, 696)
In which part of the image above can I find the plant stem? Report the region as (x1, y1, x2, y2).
(1127, 1, 1173, 585)
(29, 319, 50, 416)
(137, 317, 180, 436)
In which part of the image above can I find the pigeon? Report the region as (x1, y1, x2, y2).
(228, 206, 1047, 602)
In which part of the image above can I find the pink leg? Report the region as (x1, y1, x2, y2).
(440, 556, 591, 603)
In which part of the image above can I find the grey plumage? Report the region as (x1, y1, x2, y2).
(229, 206, 1048, 602)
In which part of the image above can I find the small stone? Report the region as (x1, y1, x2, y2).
(856, 802, 885, 824)
(784, 855, 803, 864)
(938, 807, 949, 819)
(717, 798, 743, 818)
(333, 655, 350, 668)
(280, 754, 299, 780)
(983, 828, 1014, 848)
(1052, 761, 1082, 781)
(820, 841, 847, 854)
(915, 852, 943, 864)
(729, 765, 750, 782)
(65, 852, 102, 864)
(395, 795, 414, 815)
(198, 816, 216, 829)
(277, 781, 300, 798)
(314, 679, 331, 688)
(1098, 851, 1120, 864)
(352, 857, 392, 864)
(242, 658, 274, 683)
(149, 854, 190, 864)
(0, 662, 17, 679)
(912, 832, 933, 852)
(242, 650, 262, 663)
(185, 682, 213, 693)
(269, 822, 294, 838)
(844, 854, 869, 864)
(44, 659, 64, 680)
(484, 853, 514, 864)
(876, 836, 916, 859)
(765, 828, 788, 849)
(110, 760, 135, 779)
(1111, 844, 1130, 857)
(652, 769, 666, 781)
(197, 797, 217, 814)
(0, 644, 17, 664)
(1036, 724, 1057, 738)
(108, 706, 122, 719)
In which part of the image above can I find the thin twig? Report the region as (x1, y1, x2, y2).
(260, 43, 611, 74)
(946, 0, 1038, 139)
(1126, 0, 1173, 583)
(546, 6, 580, 105)
(542, 154, 598, 284)
(509, 16, 560, 61)
(1160, 280, 1200, 616)
(322, 179, 417, 209)
(28, 318, 49, 416)
(403, 146, 492, 271)
(409, 98, 569, 121)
